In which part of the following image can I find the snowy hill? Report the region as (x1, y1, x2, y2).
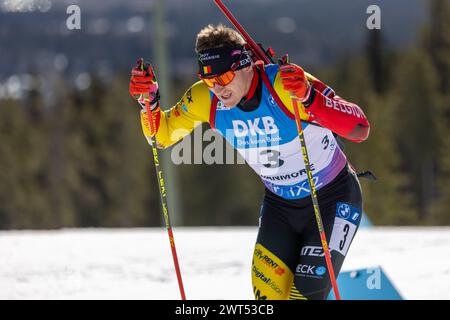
(0, 227, 448, 300)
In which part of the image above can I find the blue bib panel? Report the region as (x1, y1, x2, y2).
(213, 64, 347, 199)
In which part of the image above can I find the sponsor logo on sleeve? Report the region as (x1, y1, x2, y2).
(295, 264, 326, 279)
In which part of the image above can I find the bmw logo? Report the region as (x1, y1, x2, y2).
(337, 203, 351, 219)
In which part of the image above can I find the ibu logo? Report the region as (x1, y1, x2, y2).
(337, 203, 351, 219)
(232, 116, 278, 137)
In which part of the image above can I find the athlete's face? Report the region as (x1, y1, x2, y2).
(210, 66, 254, 108)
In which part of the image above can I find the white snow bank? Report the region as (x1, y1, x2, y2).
(0, 227, 448, 300)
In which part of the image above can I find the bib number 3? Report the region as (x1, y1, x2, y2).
(339, 224, 350, 250)
(260, 149, 284, 168)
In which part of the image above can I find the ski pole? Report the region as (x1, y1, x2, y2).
(138, 60, 186, 300)
(279, 54, 341, 300)
(290, 84, 342, 301)
(212, 0, 341, 300)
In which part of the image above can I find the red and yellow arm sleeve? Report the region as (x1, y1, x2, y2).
(273, 71, 370, 143)
(140, 81, 212, 148)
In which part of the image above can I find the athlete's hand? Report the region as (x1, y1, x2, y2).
(129, 58, 160, 110)
(279, 63, 311, 102)
(130, 58, 161, 137)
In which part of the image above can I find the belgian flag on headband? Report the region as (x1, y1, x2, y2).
(203, 65, 212, 75)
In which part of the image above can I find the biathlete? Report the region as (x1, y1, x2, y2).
(129, 24, 370, 300)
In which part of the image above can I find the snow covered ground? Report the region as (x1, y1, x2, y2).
(0, 227, 449, 300)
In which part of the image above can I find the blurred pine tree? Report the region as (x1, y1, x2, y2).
(0, 82, 54, 229)
(392, 50, 440, 223)
(425, 0, 450, 224)
(101, 76, 160, 227)
(320, 52, 416, 225)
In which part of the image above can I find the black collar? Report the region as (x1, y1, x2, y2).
(237, 68, 262, 112)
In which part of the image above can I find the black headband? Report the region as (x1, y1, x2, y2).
(197, 46, 252, 78)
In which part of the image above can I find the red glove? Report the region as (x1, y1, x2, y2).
(129, 58, 160, 110)
(279, 63, 312, 102)
(129, 59, 161, 136)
